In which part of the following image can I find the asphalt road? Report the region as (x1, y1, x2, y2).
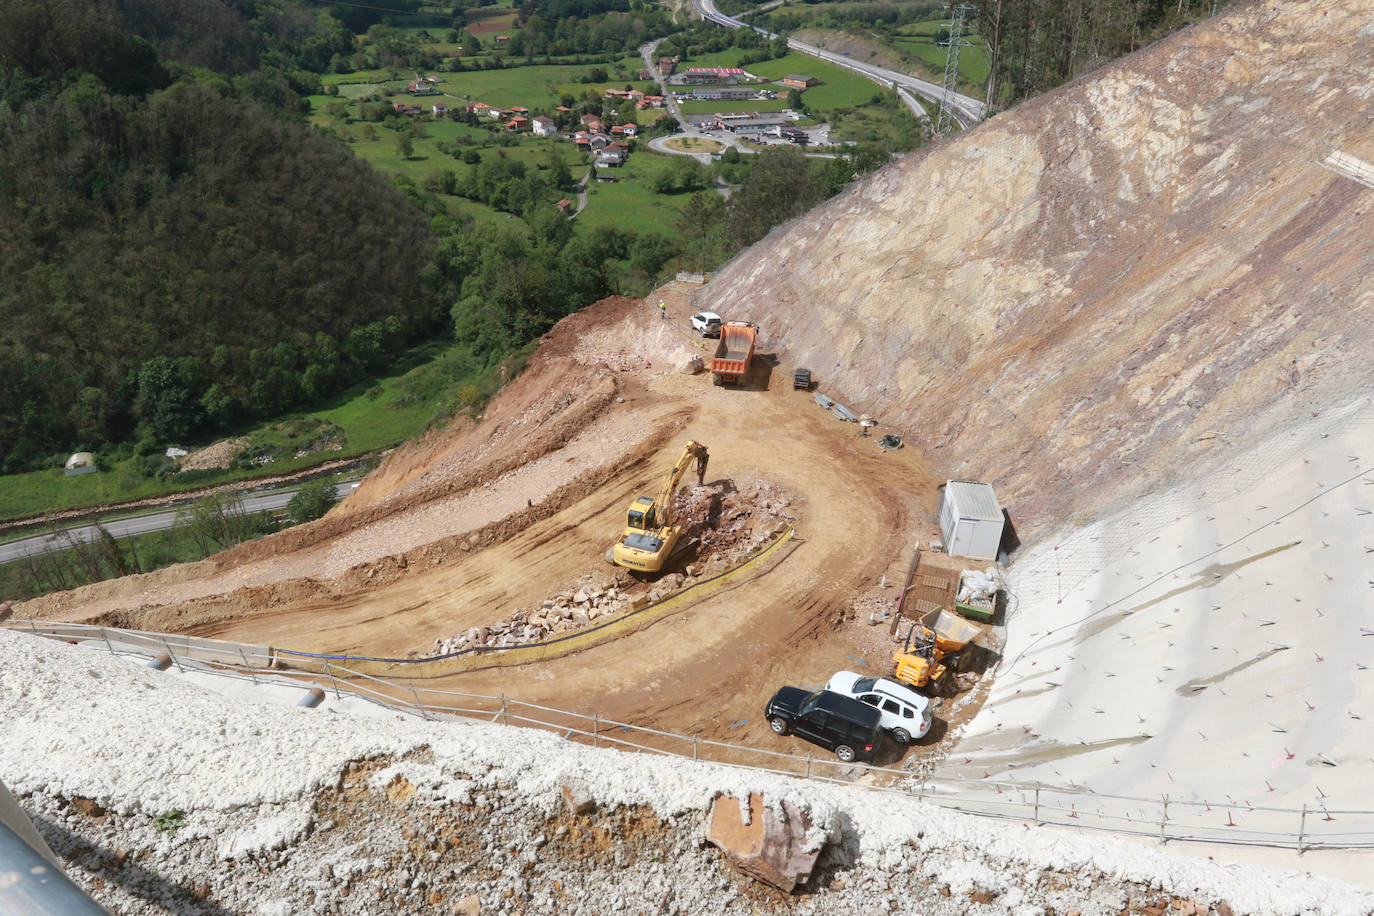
(0, 479, 359, 566)
(691, 0, 986, 127)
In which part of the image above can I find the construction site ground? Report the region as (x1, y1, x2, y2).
(18, 284, 984, 763)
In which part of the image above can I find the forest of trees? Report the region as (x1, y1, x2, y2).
(974, 0, 1230, 107)
(0, 0, 444, 472)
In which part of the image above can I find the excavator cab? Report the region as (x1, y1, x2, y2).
(626, 496, 658, 531)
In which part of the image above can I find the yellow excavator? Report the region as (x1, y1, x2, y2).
(611, 440, 709, 573)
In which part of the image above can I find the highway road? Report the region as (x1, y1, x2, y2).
(0, 478, 359, 566)
(691, 0, 986, 127)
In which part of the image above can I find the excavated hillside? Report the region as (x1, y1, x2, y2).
(8, 0, 1374, 908)
(703, 0, 1374, 539)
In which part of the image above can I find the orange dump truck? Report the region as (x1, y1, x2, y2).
(710, 321, 756, 385)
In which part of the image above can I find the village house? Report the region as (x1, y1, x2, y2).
(406, 76, 439, 95)
(432, 103, 448, 117)
(505, 116, 529, 131)
(532, 115, 557, 137)
(595, 147, 625, 167)
(782, 74, 820, 88)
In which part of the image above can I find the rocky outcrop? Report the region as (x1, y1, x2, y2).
(701, 0, 1374, 539)
(707, 793, 820, 894)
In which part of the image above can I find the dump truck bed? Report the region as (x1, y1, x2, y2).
(710, 322, 756, 383)
(918, 607, 983, 653)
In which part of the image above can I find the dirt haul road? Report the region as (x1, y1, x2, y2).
(19, 286, 950, 751)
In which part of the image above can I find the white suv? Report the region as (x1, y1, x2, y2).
(825, 671, 933, 744)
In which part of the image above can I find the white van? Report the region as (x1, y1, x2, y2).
(825, 671, 933, 744)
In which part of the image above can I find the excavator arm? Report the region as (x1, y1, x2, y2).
(653, 440, 709, 529)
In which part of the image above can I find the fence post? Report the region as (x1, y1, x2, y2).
(1297, 804, 1307, 854)
(1033, 786, 1040, 827)
(806, 753, 812, 778)
(166, 636, 185, 674)
(412, 685, 430, 720)
(323, 660, 341, 699)
(101, 628, 115, 656)
(1160, 795, 1169, 843)
(693, 737, 698, 761)
(593, 713, 599, 749)
(239, 648, 257, 684)
(500, 694, 508, 726)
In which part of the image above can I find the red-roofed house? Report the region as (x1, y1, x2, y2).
(531, 115, 557, 137)
(506, 116, 529, 131)
(622, 123, 638, 138)
(581, 114, 602, 126)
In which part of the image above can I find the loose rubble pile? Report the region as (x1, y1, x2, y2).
(19, 762, 1258, 916)
(429, 480, 796, 656)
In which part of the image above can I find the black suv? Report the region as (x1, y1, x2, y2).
(764, 687, 885, 763)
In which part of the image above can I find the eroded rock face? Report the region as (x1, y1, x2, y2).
(707, 793, 819, 894)
(701, 0, 1374, 539)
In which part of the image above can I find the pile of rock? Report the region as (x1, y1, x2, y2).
(431, 584, 634, 655)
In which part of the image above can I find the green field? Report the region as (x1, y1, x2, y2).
(890, 31, 990, 89)
(744, 55, 885, 110)
(0, 340, 505, 522)
(575, 152, 694, 236)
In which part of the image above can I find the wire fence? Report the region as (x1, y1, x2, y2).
(7, 619, 1374, 853)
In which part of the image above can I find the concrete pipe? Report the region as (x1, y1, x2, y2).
(297, 687, 326, 709)
(145, 653, 172, 671)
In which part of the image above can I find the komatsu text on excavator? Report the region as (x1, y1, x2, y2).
(610, 440, 709, 573)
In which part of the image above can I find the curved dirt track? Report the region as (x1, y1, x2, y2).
(23, 287, 947, 753)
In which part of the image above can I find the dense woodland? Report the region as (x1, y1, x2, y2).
(0, 0, 449, 473)
(975, 0, 1229, 105)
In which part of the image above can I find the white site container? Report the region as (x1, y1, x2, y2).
(938, 480, 1005, 561)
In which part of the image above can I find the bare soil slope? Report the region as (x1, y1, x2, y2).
(702, 0, 1374, 539)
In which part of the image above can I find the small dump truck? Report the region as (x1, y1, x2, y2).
(710, 321, 756, 385)
(892, 608, 983, 694)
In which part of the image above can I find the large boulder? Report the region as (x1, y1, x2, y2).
(707, 793, 819, 894)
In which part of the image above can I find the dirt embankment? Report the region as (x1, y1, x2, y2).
(702, 0, 1374, 541)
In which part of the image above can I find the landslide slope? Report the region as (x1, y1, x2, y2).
(702, 0, 1374, 537)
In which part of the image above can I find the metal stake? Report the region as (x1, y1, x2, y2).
(1033, 785, 1040, 826)
(1298, 804, 1307, 854)
(1160, 795, 1169, 843)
